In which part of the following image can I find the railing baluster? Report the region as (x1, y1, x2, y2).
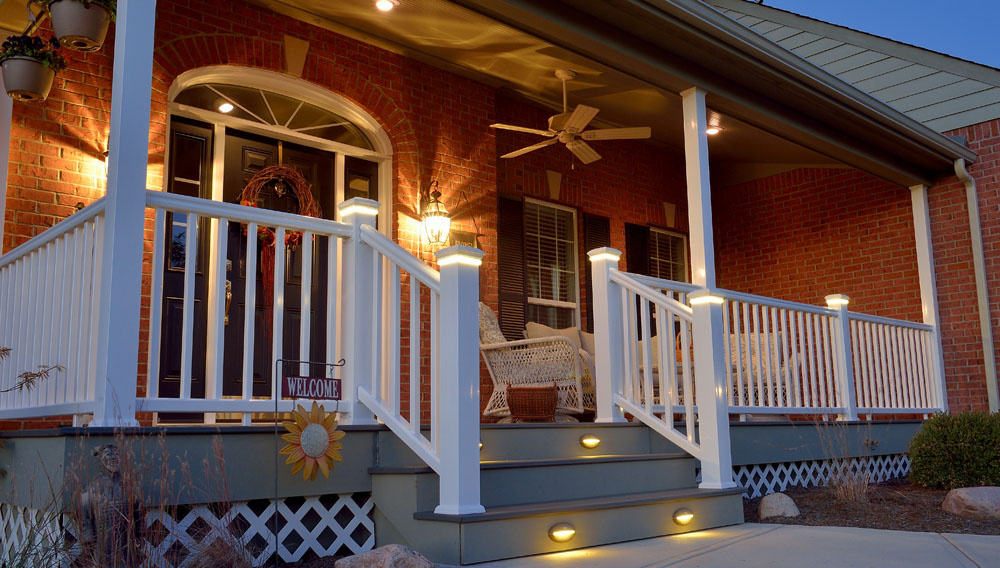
(207, 218, 228, 403)
(430, 290, 439, 452)
(680, 318, 694, 442)
(789, 309, 802, 407)
(640, 297, 653, 415)
(410, 278, 420, 435)
(271, 227, 286, 401)
(819, 313, 831, 409)
(147, 209, 166, 399)
(390, 264, 401, 416)
(242, 222, 258, 417)
(53, 235, 71, 406)
(721, 301, 733, 406)
(300, 232, 313, 377)
(28, 248, 44, 409)
(86, 216, 105, 402)
(179, 213, 199, 399)
(740, 301, 752, 407)
(325, 235, 338, 391)
(761, 304, 774, 407)
(780, 308, 793, 408)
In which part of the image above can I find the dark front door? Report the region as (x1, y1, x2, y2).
(159, 122, 335, 412)
(221, 130, 335, 398)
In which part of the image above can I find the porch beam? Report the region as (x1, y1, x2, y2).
(909, 184, 950, 412)
(681, 87, 715, 288)
(91, 0, 157, 426)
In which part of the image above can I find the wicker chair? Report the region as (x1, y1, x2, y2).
(479, 303, 586, 417)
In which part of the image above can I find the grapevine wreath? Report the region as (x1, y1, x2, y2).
(238, 165, 322, 338)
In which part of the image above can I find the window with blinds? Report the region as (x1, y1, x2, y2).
(649, 228, 688, 282)
(524, 200, 579, 328)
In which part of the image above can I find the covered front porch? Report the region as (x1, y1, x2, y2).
(0, 0, 973, 563)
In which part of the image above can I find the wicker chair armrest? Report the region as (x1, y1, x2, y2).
(480, 336, 579, 352)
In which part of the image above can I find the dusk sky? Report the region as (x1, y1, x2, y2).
(761, 0, 1000, 69)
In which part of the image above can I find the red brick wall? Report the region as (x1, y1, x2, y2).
(713, 167, 922, 321)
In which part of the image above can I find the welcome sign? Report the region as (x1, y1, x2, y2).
(283, 375, 342, 400)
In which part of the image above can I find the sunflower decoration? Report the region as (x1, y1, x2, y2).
(280, 401, 345, 481)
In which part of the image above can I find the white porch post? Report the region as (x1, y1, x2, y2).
(434, 245, 486, 515)
(339, 198, 380, 425)
(91, 0, 157, 426)
(826, 294, 858, 420)
(681, 87, 735, 489)
(910, 184, 949, 412)
(588, 247, 626, 422)
(0, 73, 11, 254)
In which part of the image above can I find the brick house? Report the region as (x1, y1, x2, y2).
(0, 0, 995, 564)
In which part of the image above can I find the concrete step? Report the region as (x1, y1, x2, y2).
(371, 452, 696, 507)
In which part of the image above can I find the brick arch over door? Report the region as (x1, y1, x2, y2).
(148, 33, 423, 229)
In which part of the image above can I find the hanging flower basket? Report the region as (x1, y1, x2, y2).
(46, 0, 116, 52)
(0, 36, 66, 102)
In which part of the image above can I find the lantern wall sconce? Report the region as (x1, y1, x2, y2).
(420, 180, 451, 245)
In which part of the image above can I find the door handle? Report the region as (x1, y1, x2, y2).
(224, 280, 233, 326)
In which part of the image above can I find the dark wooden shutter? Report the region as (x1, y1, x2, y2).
(624, 223, 651, 276)
(583, 213, 611, 332)
(497, 196, 527, 341)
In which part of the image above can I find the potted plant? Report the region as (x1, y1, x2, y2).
(0, 35, 66, 102)
(45, 0, 116, 52)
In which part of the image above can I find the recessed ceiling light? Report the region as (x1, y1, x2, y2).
(705, 126, 722, 135)
(218, 102, 234, 113)
(375, 0, 398, 11)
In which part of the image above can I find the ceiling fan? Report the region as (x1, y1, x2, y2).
(491, 69, 652, 164)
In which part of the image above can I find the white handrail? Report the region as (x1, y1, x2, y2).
(848, 311, 934, 331)
(0, 198, 107, 268)
(146, 190, 353, 237)
(359, 225, 441, 291)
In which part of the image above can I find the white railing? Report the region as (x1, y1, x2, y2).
(606, 270, 701, 459)
(357, 224, 442, 470)
(0, 200, 106, 420)
(141, 190, 354, 419)
(626, 275, 945, 418)
(850, 313, 942, 414)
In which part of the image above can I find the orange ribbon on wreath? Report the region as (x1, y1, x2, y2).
(238, 166, 322, 341)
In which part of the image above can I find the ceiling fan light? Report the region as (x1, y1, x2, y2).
(375, 0, 398, 11)
(705, 126, 722, 135)
(218, 102, 234, 113)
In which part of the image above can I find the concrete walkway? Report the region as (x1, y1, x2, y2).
(458, 524, 1000, 567)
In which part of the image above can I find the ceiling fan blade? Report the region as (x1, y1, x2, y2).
(501, 138, 559, 159)
(580, 126, 651, 141)
(490, 123, 556, 137)
(563, 105, 599, 134)
(566, 140, 601, 164)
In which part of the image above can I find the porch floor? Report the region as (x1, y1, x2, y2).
(450, 523, 1000, 568)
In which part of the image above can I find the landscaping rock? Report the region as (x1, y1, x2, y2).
(334, 544, 434, 568)
(758, 492, 800, 519)
(942, 486, 1000, 520)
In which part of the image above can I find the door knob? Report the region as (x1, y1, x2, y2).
(224, 280, 233, 326)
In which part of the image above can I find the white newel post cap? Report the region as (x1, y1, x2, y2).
(688, 289, 725, 305)
(588, 247, 622, 263)
(825, 294, 850, 308)
(435, 245, 485, 266)
(338, 197, 381, 219)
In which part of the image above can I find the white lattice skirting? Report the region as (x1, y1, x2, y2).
(0, 493, 374, 567)
(735, 454, 911, 499)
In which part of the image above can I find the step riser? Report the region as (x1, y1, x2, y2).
(376, 424, 685, 467)
(458, 493, 744, 564)
(480, 458, 696, 507)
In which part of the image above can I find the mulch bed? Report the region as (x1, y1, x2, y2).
(744, 478, 1000, 535)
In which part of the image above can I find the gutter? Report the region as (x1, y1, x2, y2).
(954, 158, 1000, 412)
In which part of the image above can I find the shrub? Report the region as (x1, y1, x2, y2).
(908, 411, 1000, 489)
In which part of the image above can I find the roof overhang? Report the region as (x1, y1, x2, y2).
(451, 0, 976, 187)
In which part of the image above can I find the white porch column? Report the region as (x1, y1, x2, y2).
(682, 87, 734, 489)
(91, 0, 157, 426)
(909, 184, 949, 411)
(434, 245, 486, 515)
(339, 198, 380, 425)
(825, 294, 858, 420)
(681, 87, 716, 289)
(0, 73, 11, 254)
(588, 247, 626, 423)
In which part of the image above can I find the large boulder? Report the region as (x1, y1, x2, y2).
(758, 492, 800, 519)
(942, 486, 1000, 520)
(335, 544, 434, 568)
